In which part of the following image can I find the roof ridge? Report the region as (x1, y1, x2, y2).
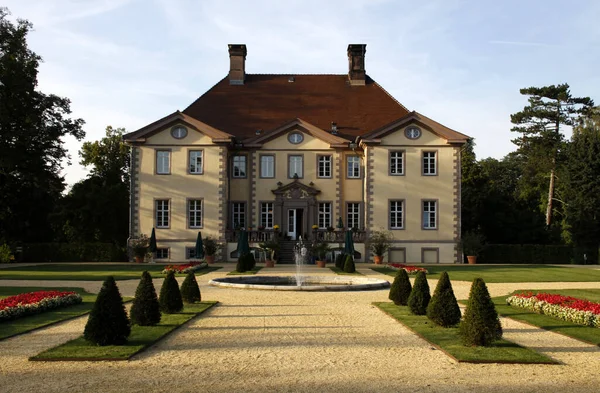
(246, 73, 347, 76)
(182, 75, 228, 114)
(371, 79, 410, 113)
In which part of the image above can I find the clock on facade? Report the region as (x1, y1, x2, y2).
(288, 132, 304, 144)
(405, 126, 421, 140)
(171, 125, 188, 139)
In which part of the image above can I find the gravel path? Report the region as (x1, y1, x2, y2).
(0, 266, 599, 392)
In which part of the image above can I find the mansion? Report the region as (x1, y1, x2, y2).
(123, 44, 469, 263)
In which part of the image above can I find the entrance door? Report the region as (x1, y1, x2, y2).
(287, 209, 297, 240)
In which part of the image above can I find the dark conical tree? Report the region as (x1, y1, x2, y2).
(180, 272, 201, 304)
(130, 271, 161, 326)
(407, 271, 431, 315)
(83, 276, 130, 345)
(388, 269, 412, 306)
(236, 254, 247, 273)
(343, 254, 355, 273)
(459, 278, 502, 346)
(159, 271, 183, 313)
(246, 252, 256, 270)
(426, 272, 461, 327)
(335, 253, 346, 269)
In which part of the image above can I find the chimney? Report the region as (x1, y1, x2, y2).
(347, 44, 366, 86)
(228, 44, 247, 85)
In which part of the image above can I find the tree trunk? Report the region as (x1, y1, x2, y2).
(546, 167, 555, 226)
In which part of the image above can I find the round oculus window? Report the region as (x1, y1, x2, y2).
(171, 126, 188, 139)
(288, 132, 303, 144)
(405, 126, 421, 140)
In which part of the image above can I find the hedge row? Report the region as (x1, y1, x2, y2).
(477, 244, 598, 265)
(21, 243, 127, 262)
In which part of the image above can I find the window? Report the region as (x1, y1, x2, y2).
(188, 199, 203, 228)
(189, 150, 203, 174)
(317, 155, 332, 178)
(171, 126, 187, 139)
(390, 200, 404, 229)
(186, 247, 197, 260)
(156, 199, 169, 228)
(288, 132, 303, 144)
(423, 200, 437, 229)
(390, 151, 404, 175)
(318, 202, 332, 229)
(260, 202, 274, 228)
(260, 155, 275, 178)
(232, 155, 247, 178)
(232, 202, 246, 229)
(155, 248, 169, 259)
(347, 203, 360, 230)
(347, 156, 360, 178)
(423, 151, 437, 175)
(156, 150, 170, 174)
(288, 155, 303, 178)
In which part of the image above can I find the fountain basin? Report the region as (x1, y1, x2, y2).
(209, 275, 390, 291)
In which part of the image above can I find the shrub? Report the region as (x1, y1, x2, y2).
(459, 278, 502, 346)
(407, 271, 431, 315)
(0, 243, 13, 263)
(130, 271, 161, 326)
(180, 272, 201, 304)
(335, 253, 346, 269)
(83, 276, 131, 345)
(388, 268, 412, 306)
(426, 272, 461, 327)
(236, 252, 255, 272)
(159, 271, 183, 314)
(343, 254, 355, 273)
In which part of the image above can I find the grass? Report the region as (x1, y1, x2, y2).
(0, 286, 99, 341)
(329, 267, 364, 276)
(374, 302, 557, 364)
(31, 301, 217, 361)
(0, 264, 222, 281)
(493, 289, 600, 346)
(227, 266, 262, 275)
(372, 265, 600, 283)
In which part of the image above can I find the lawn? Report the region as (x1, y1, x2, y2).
(329, 267, 363, 276)
(493, 289, 600, 346)
(372, 265, 600, 283)
(31, 301, 217, 361)
(0, 286, 98, 340)
(227, 266, 262, 275)
(375, 302, 557, 364)
(0, 264, 222, 281)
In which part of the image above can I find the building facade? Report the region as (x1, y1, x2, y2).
(124, 44, 469, 263)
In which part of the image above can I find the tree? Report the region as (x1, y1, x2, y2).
(388, 269, 412, 306)
(343, 254, 356, 273)
(426, 272, 461, 327)
(130, 271, 161, 326)
(80, 126, 130, 184)
(180, 272, 201, 303)
(0, 8, 85, 243)
(159, 271, 183, 313)
(407, 271, 430, 315)
(510, 84, 593, 226)
(563, 108, 600, 264)
(459, 278, 502, 346)
(83, 276, 131, 345)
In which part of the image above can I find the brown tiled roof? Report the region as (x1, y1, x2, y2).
(182, 74, 410, 140)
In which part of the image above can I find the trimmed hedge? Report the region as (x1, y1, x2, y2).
(21, 243, 126, 262)
(343, 255, 356, 273)
(407, 271, 431, 315)
(426, 272, 461, 327)
(130, 271, 161, 326)
(478, 244, 575, 264)
(159, 271, 183, 314)
(459, 278, 502, 346)
(180, 272, 201, 304)
(388, 269, 412, 306)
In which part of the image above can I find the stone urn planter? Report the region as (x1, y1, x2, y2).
(265, 259, 275, 268)
(316, 260, 326, 268)
(205, 255, 215, 264)
(134, 255, 145, 264)
(373, 255, 383, 265)
(467, 256, 477, 265)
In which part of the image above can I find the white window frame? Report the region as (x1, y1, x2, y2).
(347, 156, 360, 178)
(288, 155, 303, 178)
(347, 203, 360, 230)
(156, 199, 170, 228)
(422, 151, 437, 175)
(390, 151, 404, 175)
(389, 200, 404, 229)
(156, 150, 170, 175)
(318, 202, 332, 229)
(232, 155, 247, 178)
(260, 155, 275, 178)
(232, 202, 246, 229)
(422, 200, 437, 229)
(189, 150, 203, 174)
(188, 199, 203, 229)
(318, 155, 332, 178)
(260, 202, 274, 229)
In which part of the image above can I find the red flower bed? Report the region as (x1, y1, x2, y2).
(512, 292, 600, 315)
(0, 290, 82, 321)
(162, 261, 205, 274)
(387, 263, 429, 274)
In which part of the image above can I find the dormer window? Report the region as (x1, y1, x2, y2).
(288, 132, 303, 144)
(171, 125, 187, 139)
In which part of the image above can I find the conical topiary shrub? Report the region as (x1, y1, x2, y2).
(335, 253, 346, 269)
(159, 271, 183, 313)
(246, 252, 256, 270)
(426, 271, 461, 327)
(180, 272, 201, 304)
(83, 276, 131, 345)
(459, 278, 502, 346)
(236, 253, 247, 273)
(388, 268, 412, 306)
(407, 271, 431, 315)
(130, 271, 161, 326)
(343, 254, 355, 273)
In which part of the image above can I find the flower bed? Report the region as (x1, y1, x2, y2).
(506, 292, 600, 328)
(386, 263, 429, 275)
(0, 290, 82, 322)
(161, 261, 207, 274)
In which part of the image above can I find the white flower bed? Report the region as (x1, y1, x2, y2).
(0, 292, 83, 322)
(506, 295, 600, 328)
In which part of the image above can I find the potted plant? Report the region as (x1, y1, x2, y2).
(203, 236, 222, 264)
(131, 234, 150, 263)
(369, 230, 392, 264)
(461, 231, 485, 264)
(313, 242, 330, 268)
(259, 239, 280, 267)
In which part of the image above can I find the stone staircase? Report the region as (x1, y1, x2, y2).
(278, 240, 296, 264)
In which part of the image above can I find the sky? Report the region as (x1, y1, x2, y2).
(4, 0, 600, 187)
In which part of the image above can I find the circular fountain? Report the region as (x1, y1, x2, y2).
(209, 237, 391, 291)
